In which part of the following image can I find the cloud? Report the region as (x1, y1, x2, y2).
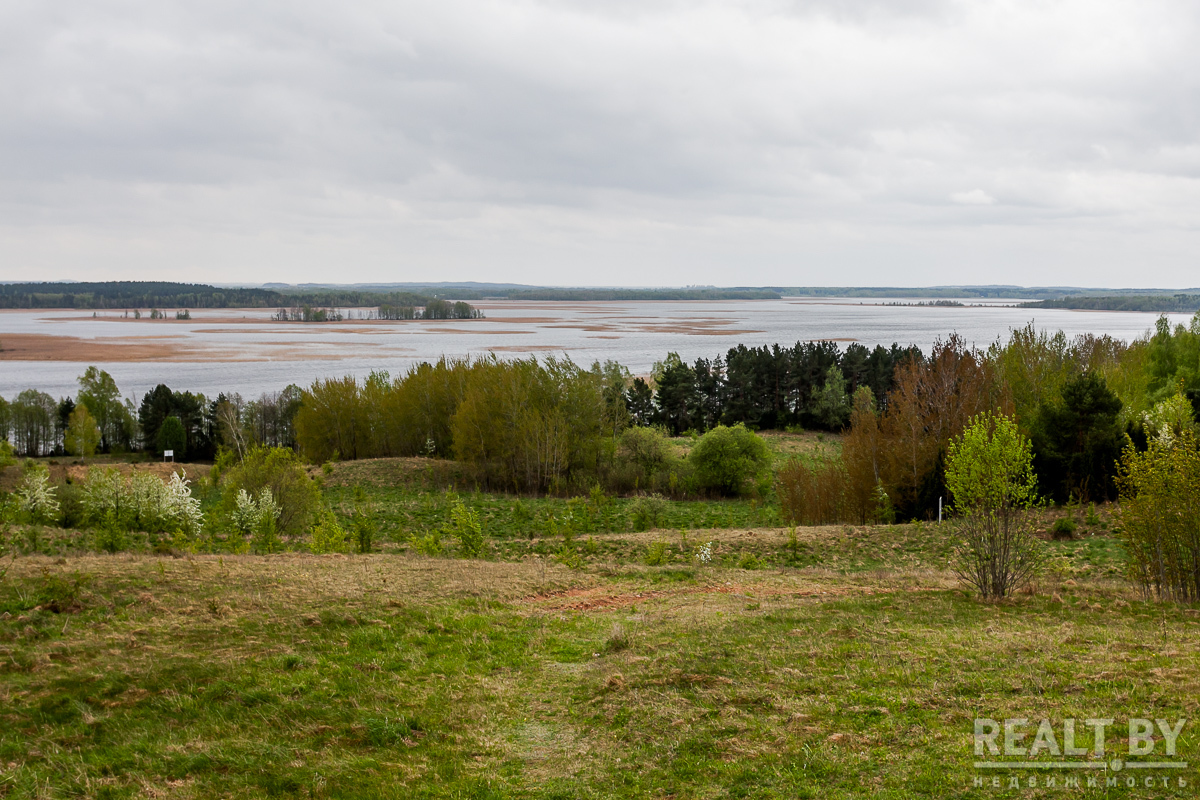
(951, 190, 996, 206)
(1, 0, 1200, 286)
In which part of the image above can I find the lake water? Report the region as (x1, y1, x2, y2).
(0, 299, 1192, 400)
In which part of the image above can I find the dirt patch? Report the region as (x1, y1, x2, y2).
(523, 582, 875, 612)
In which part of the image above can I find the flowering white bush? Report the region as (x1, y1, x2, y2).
(166, 471, 204, 535)
(82, 467, 205, 534)
(82, 468, 125, 522)
(697, 541, 715, 565)
(18, 465, 60, 524)
(231, 488, 280, 537)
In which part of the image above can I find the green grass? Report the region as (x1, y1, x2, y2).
(0, 553, 1194, 799)
(0, 452, 1180, 798)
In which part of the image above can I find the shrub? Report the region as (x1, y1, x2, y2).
(80, 468, 203, 535)
(448, 501, 484, 557)
(222, 447, 321, 538)
(352, 514, 375, 554)
(777, 457, 848, 526)
(1050, 516, 1077, 540)
(93, 514, 127, 553)
(628, 494, 667, 532)
(411, 531, 443, 557)
(644, 541, 668, 566)
(737, 552, 761, 570)
(945, 412, 1043, 599)
(1117, 430, 1200, 601)
(16, 464, 60, 525)
(310, 508, 347, 554)
(689, 423, 771, 497)
(615, 426, 676, 491)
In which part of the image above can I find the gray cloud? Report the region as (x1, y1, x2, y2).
(2, 0, 1199, 285)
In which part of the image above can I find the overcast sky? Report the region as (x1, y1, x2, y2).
(2, 0, 1199, 287)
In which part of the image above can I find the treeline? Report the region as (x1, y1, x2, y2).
(503, 288, 781, 301)
(787, 319, 1200, 523)
(0, 369, 302, 461)
(1024, 295, 1200, 313)
(8, 314, 1200, 519)
(0, 281, 482, 311)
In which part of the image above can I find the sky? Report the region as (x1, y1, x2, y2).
(2, 0, 1199, 288)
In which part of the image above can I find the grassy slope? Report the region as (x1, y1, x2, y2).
(0, 449, 1188, 799)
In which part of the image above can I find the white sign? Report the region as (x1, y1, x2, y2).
(164, 450, 174, 457)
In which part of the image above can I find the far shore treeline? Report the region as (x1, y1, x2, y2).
(0, 281, 484, 311)
(0, 280, 782, 309)
(4, 314, 1200, 524)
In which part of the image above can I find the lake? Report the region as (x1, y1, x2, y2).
(0, 299, 1192, 400)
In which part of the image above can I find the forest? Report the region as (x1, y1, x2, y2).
(0, 281, 481, 310)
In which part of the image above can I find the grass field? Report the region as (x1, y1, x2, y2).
(0, 455, 1194, 799)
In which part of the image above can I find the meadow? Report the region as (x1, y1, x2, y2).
(1, 440, 1191, 799)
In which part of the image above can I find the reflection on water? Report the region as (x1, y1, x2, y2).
(0, 299, 1188, 399)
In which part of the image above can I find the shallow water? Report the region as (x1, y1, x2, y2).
(0, 299, 1191, 400)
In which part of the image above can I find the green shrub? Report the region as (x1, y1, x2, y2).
(689, 423, 772, 497)
(411, 531, 443, 557)
(1117, 431, 1200, 601)
(351, 514, 375, 554)
(1051, 516, 1077, 540)
(737, 552, 762, 570)
(448, 501, 484, 557)
(310, 509, 346, 554)
(628, 493, 667, 532)
(644, 541, 669, 566)
(222, 447, 321, 539)
(616, 426, 676, 491)
(555, 542, 583, 570)
(92, 514, 127, 553)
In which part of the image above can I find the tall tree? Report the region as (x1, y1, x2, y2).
(64, 405, 101, 460)
(1030, 372, 1124, 502)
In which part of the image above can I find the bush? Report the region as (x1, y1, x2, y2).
(644, 541, 668, 566)
(777, 457, 848, 526)
(448, 501, 484, 557)
(615, 426, 677, 491)
(310, 508, 346, 554)
(689, 424, 771, 497)
(946, 412, 1043, 599)
(80, 468, 203, 535)
(1050, 516, 1077, 540)
(628, 494, 667, 532)
(222, 447, 321, 539)
(16, 464, 60, 525)
(411, 531, 443, 557)
(1117, 430, 1200, 601)
(352, 514, 375, 554)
